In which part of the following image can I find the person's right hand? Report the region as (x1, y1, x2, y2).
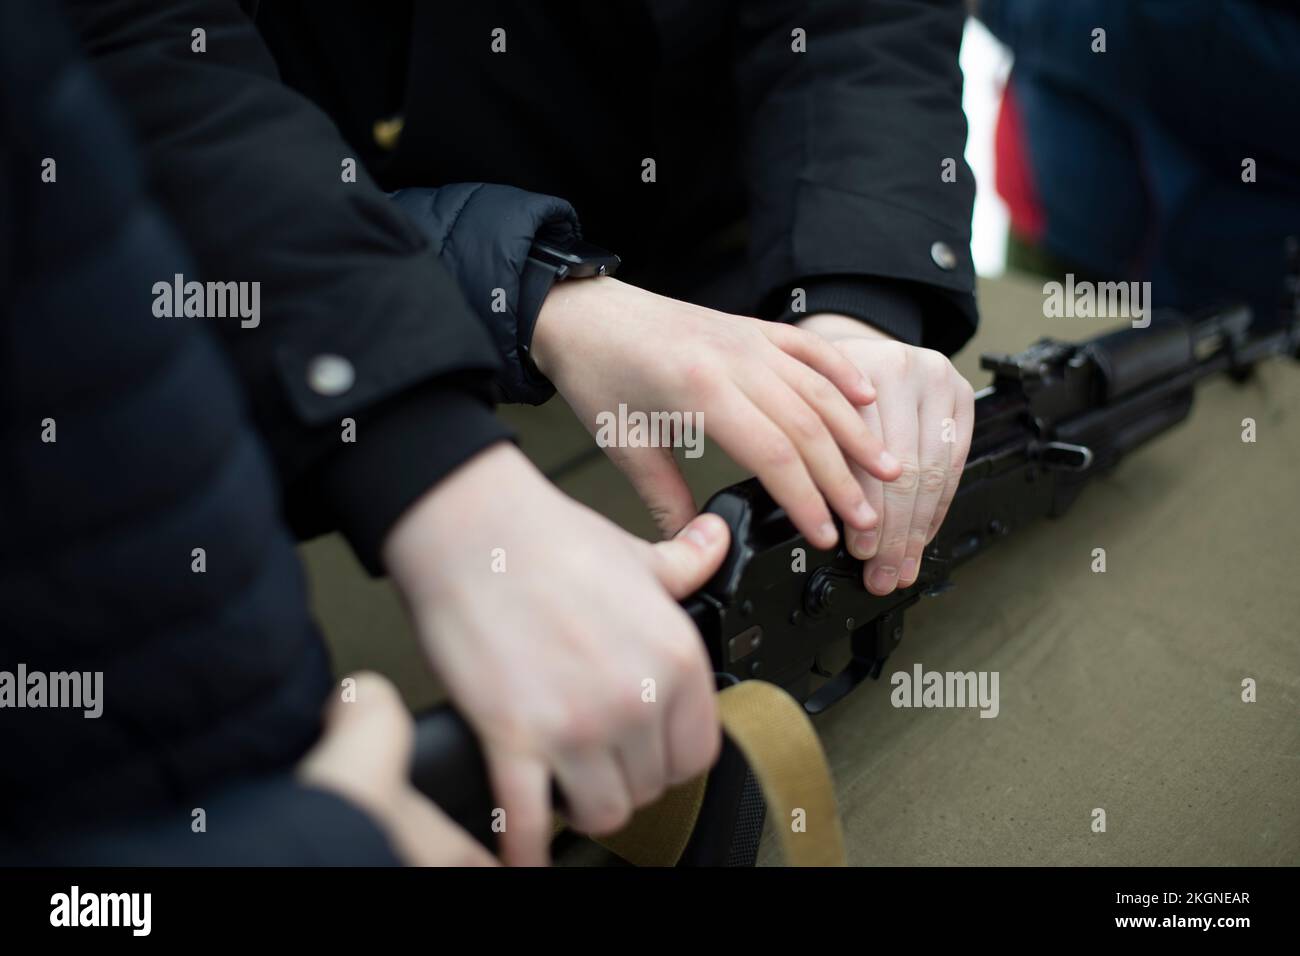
(298, 671, 497, 867)
(382, 443, 730, 866)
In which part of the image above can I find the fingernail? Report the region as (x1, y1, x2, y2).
(684, 515, 719, 547)
(818, 522, 837, 547)
(853, 501, 875, 527)
(879, 451, 900, 472)
(869, 565, 897, 593)
(849, 529, 877, 559)
(857, 375, 874, 395)
(900, 557, 918, 583)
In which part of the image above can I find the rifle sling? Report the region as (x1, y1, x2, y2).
(589, 680, 845, 866)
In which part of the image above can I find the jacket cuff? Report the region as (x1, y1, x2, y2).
(778, 276, 926, 346)
(242, 781, 405, 865)
(389, 184, 580, 406)
(313, 381, 514, 576)
(280, 785, 403, 868)
(767, 274, 978, 356)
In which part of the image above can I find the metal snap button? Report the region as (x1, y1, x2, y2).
(306, 354, 355, 396)
(930, 241, 958, 271)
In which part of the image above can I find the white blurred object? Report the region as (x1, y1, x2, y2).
(961, 18, 1014, 278)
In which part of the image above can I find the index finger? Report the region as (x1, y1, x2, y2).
(484, 750, 553, 867)
(760, 321, 876, 407)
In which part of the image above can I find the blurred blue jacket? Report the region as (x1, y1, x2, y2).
(981, 0, 1300, 323)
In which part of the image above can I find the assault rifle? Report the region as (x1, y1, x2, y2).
(411, 261, 1300, 863)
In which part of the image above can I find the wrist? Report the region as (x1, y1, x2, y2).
(381, 441, 536, 605)
(530, 275, 632, 382)
(319, 384, 512, 577)
(797, 312, 899, 343)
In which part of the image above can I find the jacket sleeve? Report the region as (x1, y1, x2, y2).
(5, 779, 402, 866)
(390, 184, 582, 405)
(734, 0, 979, 354)
(63, 0, 512, 573)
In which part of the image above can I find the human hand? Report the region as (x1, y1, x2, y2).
(298, 671, 497, 867)
(798, 313, 975, 595)
(382, 442, 729, 866)
(531, 278, 902, 549)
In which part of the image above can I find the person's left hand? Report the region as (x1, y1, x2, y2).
(531, 278, 902, 550)
(797, 313, 975, 595)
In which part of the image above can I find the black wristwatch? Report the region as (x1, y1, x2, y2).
(517, 235, 621, 382)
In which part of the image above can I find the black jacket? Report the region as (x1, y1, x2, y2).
(259, 0, 979, 365)
(0, 0, 398, 864)
(64, 0, 518, 575)
(390, 183, 581, 405)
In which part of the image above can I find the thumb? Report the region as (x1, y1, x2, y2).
(607, 446, 697, 538)
(643, 512, 730, 599)
(298, 672, 412, 810)
(316, 672, 412, 767)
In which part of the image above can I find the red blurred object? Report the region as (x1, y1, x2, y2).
(994, 80, 1045, 243)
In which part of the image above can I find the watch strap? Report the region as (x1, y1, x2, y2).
(517, 254, 562, 390)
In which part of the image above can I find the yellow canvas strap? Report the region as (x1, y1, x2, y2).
(593, 680, 845, 866)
